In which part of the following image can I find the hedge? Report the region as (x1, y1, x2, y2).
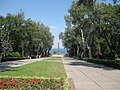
(1, 57, 28, 62)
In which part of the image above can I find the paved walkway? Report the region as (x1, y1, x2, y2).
(0, 57, 50, 71)
(63, 57, 120, 90)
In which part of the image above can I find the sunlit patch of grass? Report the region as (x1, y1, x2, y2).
(44, 57, 61, 61)
(0, 57, 66, 78)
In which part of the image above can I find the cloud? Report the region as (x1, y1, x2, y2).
(50, 26, 57, 30)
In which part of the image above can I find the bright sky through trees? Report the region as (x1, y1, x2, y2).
(0, 0, 115, 48)
(0, 0, 72, 48)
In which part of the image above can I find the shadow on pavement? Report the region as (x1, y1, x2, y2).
(0, 62, 20, 71)
(64, 57, 116, 71)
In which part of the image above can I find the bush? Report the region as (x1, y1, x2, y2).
(1, 57, 28, 62)
(77, 57, 83, 60)
(0, 77, 70, 90)
(53, 51, 57, 54)
(11, 52, 21, 57)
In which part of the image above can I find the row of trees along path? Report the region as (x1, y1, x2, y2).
(59, 0, 120, 60)
(0, 10, 54, 58)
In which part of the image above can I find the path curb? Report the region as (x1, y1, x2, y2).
(69, 78, 76, 90)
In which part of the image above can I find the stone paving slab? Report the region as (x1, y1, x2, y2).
(62, 57, 120, 90)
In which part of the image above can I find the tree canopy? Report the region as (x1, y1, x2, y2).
(0, 10, 54, 57)
(60, 1, 120, 59)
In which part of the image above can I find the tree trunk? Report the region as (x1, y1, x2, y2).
(89, 47, 92, 59)
(22, 46, 24, 57)
(77, 45, 79, 56)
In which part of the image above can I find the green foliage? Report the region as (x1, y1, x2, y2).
(11, 52, 21, 57)
(1, 57, 28, 62)
(77, 0, 120, 6)
(0, 10, 54, 58)
(53, 51, 57, 54)
(60, 1, 120, 59)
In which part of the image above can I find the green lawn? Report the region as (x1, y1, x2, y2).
(44, 57, 61, 60)
(0, 57, 66, 78)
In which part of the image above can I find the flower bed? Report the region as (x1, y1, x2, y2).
(0, 77, 70, 90)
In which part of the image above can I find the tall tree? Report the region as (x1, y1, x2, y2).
(60, 1, 120, 59)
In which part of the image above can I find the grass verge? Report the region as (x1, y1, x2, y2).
(0, 58, 66, 78)
(44, 57, 61, 60)
(0, 57, 70, 90)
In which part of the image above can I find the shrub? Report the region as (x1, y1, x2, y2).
(11, 52, 21, 57)
(1, 57, 28, 62)
(77, 57, 82, 60)
(53, 51, 57, 54)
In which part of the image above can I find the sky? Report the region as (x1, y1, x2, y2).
(0, 0, 72, 49)
(0, 0, 117, 49)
